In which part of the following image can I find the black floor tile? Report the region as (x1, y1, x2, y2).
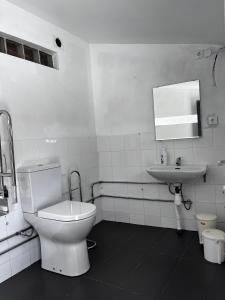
(87, 245, 145, 286)
(0, 262, 81, 300)
(72, 277, 149, 300)
(182, 233, 206, 263)
(206, 263, 225, 300)
(153, 229, 196, 258)
(121, 252, 178, 299)
(159, 259, 216, 300)
(0, 221, 225, 300)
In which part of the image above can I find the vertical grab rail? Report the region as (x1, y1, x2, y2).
(0, 110, 17, 203)
(68, 170, 96, 250)
(68, 170, 83, 202)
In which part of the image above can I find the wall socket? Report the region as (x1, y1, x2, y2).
(207, 114, 218, 127)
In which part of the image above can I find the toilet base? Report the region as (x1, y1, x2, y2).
(40, 238, 90, 276)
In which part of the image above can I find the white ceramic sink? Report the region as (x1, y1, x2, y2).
(147, 164, 207, 183)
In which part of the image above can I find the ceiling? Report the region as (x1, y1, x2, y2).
(7, 0, 225, 44)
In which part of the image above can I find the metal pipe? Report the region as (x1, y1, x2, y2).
(0, 226, 32, 243)
(94, 180, 166, 185)
(68, 170, 83, 202)
(0, 110, 17, 203)
(0, 136, 4, 191)
(0, 172, 15, 177)
(87, 194, 172, 204)
(100, 194, 173, 203)
(0, 235, 38, 256)
(91, 180, 167, 199)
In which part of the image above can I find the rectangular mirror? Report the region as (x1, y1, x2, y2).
(153, 80, 201, 140)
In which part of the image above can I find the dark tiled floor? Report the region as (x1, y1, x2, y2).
(0, 221, 224, 300)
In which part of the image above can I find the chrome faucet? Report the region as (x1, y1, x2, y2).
(176, 157, 182, 166)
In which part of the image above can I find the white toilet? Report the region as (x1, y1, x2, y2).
(17, 163, 96, 277)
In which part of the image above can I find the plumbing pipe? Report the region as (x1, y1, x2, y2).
(91, 180, 167, 199)
(175, 205, 182, 231)
(0, 235, 38, 256)
(0, 226, 32, 243)
(99, 194, 173, 203)
(174, 185, 182, 232)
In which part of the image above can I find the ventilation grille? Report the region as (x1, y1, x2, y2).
(0, 33, 57, 69)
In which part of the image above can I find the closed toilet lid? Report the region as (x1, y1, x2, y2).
(196, 213, 217, 221)
(38, 200, 96, 221)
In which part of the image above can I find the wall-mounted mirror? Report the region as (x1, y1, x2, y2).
(153, 80, 202, 140)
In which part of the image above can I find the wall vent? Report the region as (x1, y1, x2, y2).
(0, 32, 58, 69)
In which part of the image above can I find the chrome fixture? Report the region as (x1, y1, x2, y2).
(217, 160, 225, 166)
(68, 170, 83, 202)
(176, 157, 182, 166)
(68, 170, 96, 250)
(0, 110, 17, 213)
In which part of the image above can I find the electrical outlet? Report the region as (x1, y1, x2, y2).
(207, 114, 218, 127)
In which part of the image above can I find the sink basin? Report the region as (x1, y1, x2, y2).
(146, 164, 207, 183)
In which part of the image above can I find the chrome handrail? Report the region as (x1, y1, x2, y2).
(68, 170, 83, 202)
(0, 110, 17, 204)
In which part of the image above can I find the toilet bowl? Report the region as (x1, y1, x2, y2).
(24, 201, 96, 276)
(17, 163, 96, 276)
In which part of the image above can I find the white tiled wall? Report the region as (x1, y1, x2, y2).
(96, 131, 225, 231)
(91, 44, 225, 232)
(0, 1, 100, 283)
(1, 4, 225, 285)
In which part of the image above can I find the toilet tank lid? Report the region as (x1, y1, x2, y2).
(202, 229, 225, 241)
(17, 162, 60, 173)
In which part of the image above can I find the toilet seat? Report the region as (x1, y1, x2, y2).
(38, 200, 96, 222)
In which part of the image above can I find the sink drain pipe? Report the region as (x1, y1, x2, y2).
(168, 183, 193, 234)
(174, 185, 182, 232)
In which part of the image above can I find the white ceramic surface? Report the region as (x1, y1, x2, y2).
(24, 212, 96, 276)
(19, 163, 96, 276)
(146, 164, 207, 183)
(38, 200, 96, 221)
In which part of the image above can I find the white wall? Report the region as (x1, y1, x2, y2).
(91, 44, 225, 230)
(0, 0, 100, 283)
(1, 2, 225, 284)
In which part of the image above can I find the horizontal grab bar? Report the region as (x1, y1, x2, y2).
(0, 226, 32, 243)
(0, 235, 38, 256)
(91, 180, 167, 199)
(0, 172, 13, 177)
(87, 194, 172, 204)
(100, 194, 173, 203)
(91, 180, 166, 186)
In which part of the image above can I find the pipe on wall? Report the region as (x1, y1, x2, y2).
(91, 180, 167, 200)
(0, 226, 32, 243)
(0, 235, 38, 256)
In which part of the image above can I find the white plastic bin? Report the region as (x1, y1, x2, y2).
(196, 213, 217, 244)
(202, 229, 225, 264)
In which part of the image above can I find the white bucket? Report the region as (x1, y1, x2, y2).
(196, 213, 217, 244)
(202, 229, 225, 264)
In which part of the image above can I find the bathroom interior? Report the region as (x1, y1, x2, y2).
(0, 0, 225, 299)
